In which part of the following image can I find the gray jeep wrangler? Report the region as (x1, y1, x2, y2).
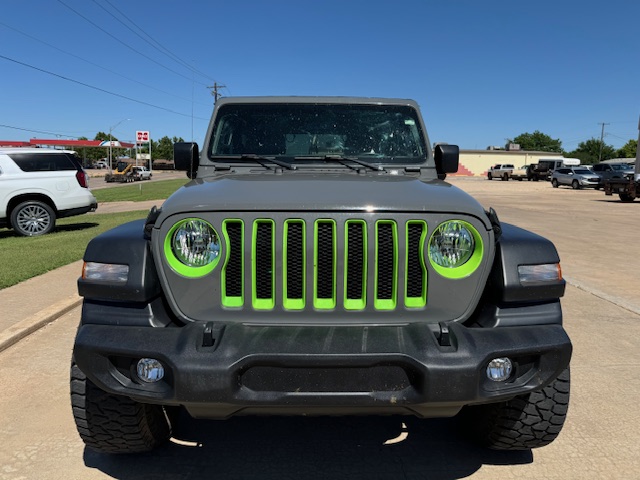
(71, 97, 571, 453)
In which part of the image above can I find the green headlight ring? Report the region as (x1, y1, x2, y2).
(164, 218, 221, 278)
(428, 220, 483, 279)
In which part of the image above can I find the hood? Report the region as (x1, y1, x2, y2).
(158, 173, 490, 226)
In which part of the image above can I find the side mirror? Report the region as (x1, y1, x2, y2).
(434, 144, 459, 179)
(174, 142, 199, 179)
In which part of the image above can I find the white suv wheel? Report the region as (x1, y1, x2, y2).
(11, 201, 55, 236)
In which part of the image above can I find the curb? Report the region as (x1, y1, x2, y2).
(0, 295, 82, 353)
(564, 276, 640, 317)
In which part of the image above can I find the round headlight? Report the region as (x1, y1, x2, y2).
(165, 218, 221, 277)
(429, 221, 475, 268)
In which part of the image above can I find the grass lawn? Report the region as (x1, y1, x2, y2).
(0, 210, 149, 289)
(92, 178, 187, 203)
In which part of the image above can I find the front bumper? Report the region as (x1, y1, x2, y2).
(73, 320, 571, 419)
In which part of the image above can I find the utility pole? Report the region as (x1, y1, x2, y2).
(598, 122, 610, 162)
(207, 82, 226, 103)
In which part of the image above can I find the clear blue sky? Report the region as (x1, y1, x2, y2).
(1, 0, 638, 152)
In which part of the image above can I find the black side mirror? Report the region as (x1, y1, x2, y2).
(434, 144, 459, 180)
(174, 142, 199, 179)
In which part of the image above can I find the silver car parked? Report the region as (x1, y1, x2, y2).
(551, 167, 601, 189)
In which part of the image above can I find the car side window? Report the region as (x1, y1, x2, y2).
(9, 153, 77, 172)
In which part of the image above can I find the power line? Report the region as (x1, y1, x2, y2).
(56, 0, 209, 87)
(0, 21, 210, 108)
(0, 53, 208, 120)
(98, 0, 217, 83)
(0, 123, 77, 138)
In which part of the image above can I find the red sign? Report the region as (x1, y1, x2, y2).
(136, 131, 150, 143)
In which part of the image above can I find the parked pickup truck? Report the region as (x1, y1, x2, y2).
(509, 165, 529, 181)
(131, 166, 152, 181)
(487, 164, 514, 181)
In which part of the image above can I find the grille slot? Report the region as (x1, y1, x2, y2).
(375, 221, 397, 308)
(253, 220, 274, 308)
(284, 220, 305, 309)
(315, 220, 336, 308)
(405, 221, 427, 307)
(222, 221, 243, 306)
(345, 221, 366, 308)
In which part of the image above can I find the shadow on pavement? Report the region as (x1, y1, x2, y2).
(84, 415, 532, 479)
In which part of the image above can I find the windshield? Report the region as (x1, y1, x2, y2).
(611, 164, 630, 171)
(208, 103, 427, 164)
(573, 169, 591, 175)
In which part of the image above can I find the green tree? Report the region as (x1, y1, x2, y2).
(510, 131, 563, 153)
(616, 139, 637, 158)
(151, 136, 185, 160)
(567, 138, 616, 164)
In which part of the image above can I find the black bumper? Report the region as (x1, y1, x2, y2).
(73, 320, 571, 419)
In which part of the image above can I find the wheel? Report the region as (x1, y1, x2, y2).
(10, 200, 56, 236)
(572, 180, 580, 190)
(619, 193, 636, 202)
(487, 173, 492, 180)
(501, 173, 508, 181)
(70, 361, 172, 453)
(459, 368, 570, 450)
(551, 179, 559, 188)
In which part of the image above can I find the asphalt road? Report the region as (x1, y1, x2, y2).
(0, 177, 639, 480)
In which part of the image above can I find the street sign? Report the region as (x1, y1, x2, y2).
(136, 131, 150, 143)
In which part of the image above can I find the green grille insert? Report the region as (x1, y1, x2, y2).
(405, 220, 427, 308)
(314, 220, 336, 309)
(283, 220, 305, 310)
(344, 220, 367, 310)
(252, 219, 275, 309)
(374, 220, 397, 310)
(222, 220, 244, 308)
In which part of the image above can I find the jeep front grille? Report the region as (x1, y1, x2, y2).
(220, 217, 427, 311)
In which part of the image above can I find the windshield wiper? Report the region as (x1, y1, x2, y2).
(293, 154, 384, 172)
(211, 154, 295, 170)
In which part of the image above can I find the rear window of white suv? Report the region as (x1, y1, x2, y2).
(8, 152, 81, 172)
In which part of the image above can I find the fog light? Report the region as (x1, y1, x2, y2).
(486, 357, 512, 382)
(136, 358, 165, 383)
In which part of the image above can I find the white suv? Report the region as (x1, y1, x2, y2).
(0, 148, 98, 236)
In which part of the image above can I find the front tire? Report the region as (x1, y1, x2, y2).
(619, 193, 636, 202)
(70, 362, 172, 453)
(460, 368, 570, 450)
(572, 180, 580, 190)
(10, 200, 55, 236)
